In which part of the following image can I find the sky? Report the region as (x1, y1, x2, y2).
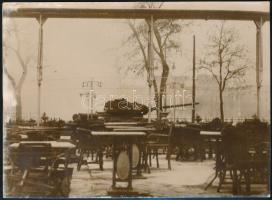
(3, 2, 270, 121)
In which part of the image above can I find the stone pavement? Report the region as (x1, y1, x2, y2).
(69, 156, 269, 197)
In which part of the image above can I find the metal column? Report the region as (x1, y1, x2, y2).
(90, 81, 94, 119)
(148, 15, 154, 123)
(254, 17, 263, 119)
(36, 15, 46, 126)
(173, 83, 176, 122)
(192, 35, 196, 123)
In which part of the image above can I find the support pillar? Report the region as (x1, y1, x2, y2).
(147, 15, 154, 123)
(192, 35, 196, 123)
(254, 17, 264, 119)
(36, 15, 46, 126)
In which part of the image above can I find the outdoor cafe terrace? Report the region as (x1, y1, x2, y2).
(3, 2, 270, 198)
(4, 118, 270, 197)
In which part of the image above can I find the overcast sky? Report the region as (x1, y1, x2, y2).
(3, 2, 270, 121)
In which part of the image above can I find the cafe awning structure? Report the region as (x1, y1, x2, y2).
(3, 2, 270, 124)
(3, 7, 269, 21)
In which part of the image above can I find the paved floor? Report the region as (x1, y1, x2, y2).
(69, 156, 269, 197)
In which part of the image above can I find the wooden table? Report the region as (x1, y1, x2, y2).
(9, 141, 76, 155)
(91, 131, 146, 194)
(113, 127, 156, 132)
(10, 141, 75, 149)
(106, 125, 154, 129)
(8, 141, 76, 190)
(104, 122, 139, 126)
(17, 126, 65, 130)
(200, 131, 221, 136)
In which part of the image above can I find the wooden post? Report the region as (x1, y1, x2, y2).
(173, 82, 176, 122)
(164, 48, 167, 112)
(36, 15, 46, 127)
(148, 15, 154, 123)
(192, 35, 196, 123)
(254, 17, 263, 119)
(90, 81, 94, 119)
(112, 141, 116, 188)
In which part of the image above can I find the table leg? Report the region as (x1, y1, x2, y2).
(19, 169, 29, 186)
(142, 146, 148, 173)
(136, 144, 142, 176)
(245, 169, 251, 193)
(167, 144, 172, 170)
(128, 143, 132, 190)
(232, 169, 238, 195)
(112, 143, 116, 189)
(208, 139, 213, 159)
(205, 171, 218, 190)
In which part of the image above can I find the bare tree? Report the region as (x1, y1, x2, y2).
(199, 21, 249, 122)
(122, 2, 191, 119)
(3, 21, 33, 122)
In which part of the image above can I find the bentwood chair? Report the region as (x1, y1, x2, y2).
(75, 128, 104, 171)
(216, 126, 269, 195)
(144, 123, 173, 172)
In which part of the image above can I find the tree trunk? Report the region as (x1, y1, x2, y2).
(15, 92, 22, 122)
(152, 23, 170, 121)
(159, 63, 170, 120)
(153, 79, 160, 119)
(219, 89, 224, 123)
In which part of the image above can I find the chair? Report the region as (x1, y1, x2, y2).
(173, 126, 202, 161)
(216, 126, 270, 195)
(205, 125, 270, 195)
(76, 128, 104, 171)
(217, 128, 251, 194)
(144, 124, 173, 172)
(249, 141, 269, 187)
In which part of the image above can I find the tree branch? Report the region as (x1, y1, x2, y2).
(4, 67, 16, 90)
(152, 21, 167, 66)
(128, 20, 148, 71)
(226, 66, 247, 81)
(199, 65, 220, 85)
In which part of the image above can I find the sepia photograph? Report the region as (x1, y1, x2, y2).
(2, 2, 270, 198)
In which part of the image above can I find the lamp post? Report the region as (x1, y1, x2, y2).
(81, 79, 102, 120)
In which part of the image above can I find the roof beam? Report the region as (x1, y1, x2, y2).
(3, 8, 270, 21)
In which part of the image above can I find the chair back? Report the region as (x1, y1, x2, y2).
(76, 128, 103, 150)
(221, 126, 249, 165)
(147, 123, 173, 145)
(253, 141, 269, 162)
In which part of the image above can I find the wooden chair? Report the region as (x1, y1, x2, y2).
(75, 128, 104, 171)
(248, 141, 269, 187)
(206, 125, 269, 195)
(217, 128, 251, 194)
(173, 126, 203, 161)
(144, 124, 173, 172)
